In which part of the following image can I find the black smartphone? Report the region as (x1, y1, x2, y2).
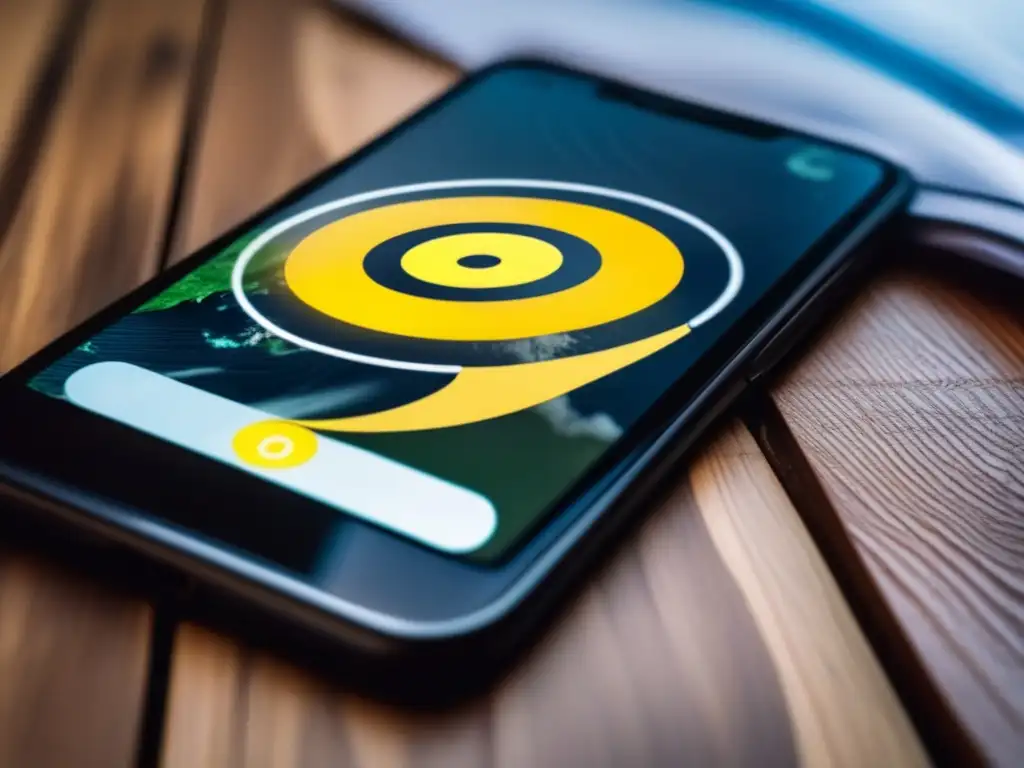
(0, 61, 911, 700)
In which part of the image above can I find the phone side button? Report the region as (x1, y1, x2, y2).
(746, 261, 857, 383)
(746, 310, 809, 383)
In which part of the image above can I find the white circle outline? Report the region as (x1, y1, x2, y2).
(256, 436, 295, 461)
(231, 178, 744, 374)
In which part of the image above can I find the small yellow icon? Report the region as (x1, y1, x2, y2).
(233, 420, 318, 469)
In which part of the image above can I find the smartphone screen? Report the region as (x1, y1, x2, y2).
(25, 65, 889, 565)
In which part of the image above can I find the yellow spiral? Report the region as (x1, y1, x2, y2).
(231, 179, 743, 432)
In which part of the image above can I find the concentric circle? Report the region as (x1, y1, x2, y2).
(282, 195, 681, 342)
(361, 222, 601, 304)
(232, 420, 319, 469)
(400, 231, 562, 289)
(231, 179, 744, 374)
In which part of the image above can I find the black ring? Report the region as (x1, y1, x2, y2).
(362, 222, 602, 301)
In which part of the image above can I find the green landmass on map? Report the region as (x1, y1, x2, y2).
(137, 231, 283, 313)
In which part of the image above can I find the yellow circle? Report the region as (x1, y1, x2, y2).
(400, 232, 563, 289)
(283, 196, 683, 342)
(233, 421, 318, 469)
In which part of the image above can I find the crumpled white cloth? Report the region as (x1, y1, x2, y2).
(340, 0, 1024, 275)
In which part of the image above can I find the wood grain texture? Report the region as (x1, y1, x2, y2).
(170, 0, 455, 261)
(0, 557, 152, 768)
(693, 425, 927, 767)
(0, 1, 209, 765)
(773, 264, 1024, 765)
(0, 0, 85, 245)
(0, 0, 208, 370)
(162, 424, 925, 767)
(0, 0, 66, 170)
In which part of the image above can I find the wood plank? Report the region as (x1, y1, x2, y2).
(160, 3, 924, 764)
(170, 0, 455, 262)
(0, 0, 208, 370)
(0, 557, 152, 767)
(162, 424, 925, 767)
(771, 262, 1024, 765)
(0, 0, 66, 173)
(0, 0, 86, 244)
(691, 426, 923, 766)
(0, 1, 209, 765)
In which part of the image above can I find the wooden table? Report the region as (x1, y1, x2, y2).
(0, 2, 1020, 766)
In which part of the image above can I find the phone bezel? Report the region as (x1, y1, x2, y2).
(0, 59, 912, 643)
